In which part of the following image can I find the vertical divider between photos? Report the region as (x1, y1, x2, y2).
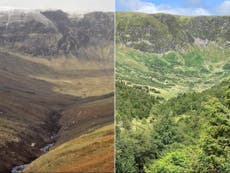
(114, 1, 116, 172)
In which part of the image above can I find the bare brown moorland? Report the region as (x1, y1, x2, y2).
(0, 10, 114, 173)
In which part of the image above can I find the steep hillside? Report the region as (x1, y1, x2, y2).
(117, 12, 230, 53)
(116, 12, 230, 173)
(116, 79, 230, 173)
(117, 44, 230, 98)
(0, 10, 114, 173)
(116, 12, 230, 98)
(24, 124, 114, 173)
(0, 10, 114, 60)
(57, 94, 114, 145)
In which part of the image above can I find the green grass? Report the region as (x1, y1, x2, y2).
(116, 13, 229, 54)
(116, 44, 230, 99)
(116, 12, 230, 173)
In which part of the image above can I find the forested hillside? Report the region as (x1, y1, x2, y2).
(116, 79, 230, 173)
(116, 12, 230, 173)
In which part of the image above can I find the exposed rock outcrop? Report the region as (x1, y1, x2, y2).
(116, 13, 230, 53)
(0, 10, 114, 60)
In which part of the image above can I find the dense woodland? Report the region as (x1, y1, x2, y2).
(116, 79, 230, 173)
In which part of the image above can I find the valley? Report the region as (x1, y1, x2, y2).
(116, 12, 230, 173)
(116, 12, 230, 99)
(0, 10, 114, 173)
(117, 44, 230, 99)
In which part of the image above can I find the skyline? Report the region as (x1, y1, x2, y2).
(116, 0, 230, 16)
(0, 0, 114, 12)
(0, 0, 229, 15)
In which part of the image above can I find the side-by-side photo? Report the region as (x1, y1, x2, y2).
(116, 0, 230, 173)
(0, 0, 230, 173)
(0, 0, 114, 173)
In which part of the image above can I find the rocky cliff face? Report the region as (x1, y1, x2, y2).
(0, 10, 114, 60)
(116, 12, 230, 53)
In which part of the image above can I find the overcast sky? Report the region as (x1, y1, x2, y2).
(0, 0, 114, 12)
(116, 0, 230, 16)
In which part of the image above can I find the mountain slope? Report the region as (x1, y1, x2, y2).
(117, 44, 230, 98)
(116, 12, 230, 99)
(0, 10, 114, 173)
(117, 12, 230, 53)
(116, 12, 230, 173)
(144, 79, 230, 173)
(24, 124, 114, 173)
(116, 79, 230, 173)
(0, 10, 114, 60)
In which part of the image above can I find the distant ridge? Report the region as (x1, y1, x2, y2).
(0, 9, 114, 60)
(116, 12, 230, 53)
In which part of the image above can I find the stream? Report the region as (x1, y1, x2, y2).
(11, 164, 29, 173)
(11, 111, 61, 173)
(11, 141, 55, 173)
(10, 111, 61, 173)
